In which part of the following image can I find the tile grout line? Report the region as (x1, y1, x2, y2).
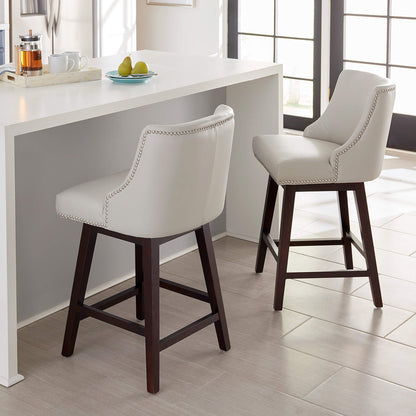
(383, 312, 416, 340)
(301, 366, 345, 399)
(376, 213, 403, 228)
(278, 340, 416, 393)
(279, 316, 313, 339)
(348, 296, 416, 315)
(281, 312, 415, 347)
(278, 389, 346, 416)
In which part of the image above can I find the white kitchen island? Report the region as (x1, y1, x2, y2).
(0, 50, 282, 387)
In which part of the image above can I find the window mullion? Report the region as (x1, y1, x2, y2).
(386, 0, 392, 78)
(273, 0, 277, 62)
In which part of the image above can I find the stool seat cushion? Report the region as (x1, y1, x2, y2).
(56, 171, 128, 227)
(56, 105, 235, 237)
(253, 134, 339, 185)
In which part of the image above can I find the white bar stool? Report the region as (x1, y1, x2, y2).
(253, 70, 396, 311)
(56, 105, 235, 393)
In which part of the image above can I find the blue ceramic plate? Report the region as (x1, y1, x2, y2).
(105, 70, 156, 83)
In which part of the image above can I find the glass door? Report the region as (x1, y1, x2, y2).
(331, 0, 416, 151)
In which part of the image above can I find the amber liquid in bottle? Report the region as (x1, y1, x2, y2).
(20, 50, 42, 73)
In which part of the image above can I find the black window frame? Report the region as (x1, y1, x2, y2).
(330, 1, 416, 151)
(228, 0, 322, 131)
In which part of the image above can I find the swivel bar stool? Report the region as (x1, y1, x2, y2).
(253, 70, 395, 311)
(56, 105, 234, 393)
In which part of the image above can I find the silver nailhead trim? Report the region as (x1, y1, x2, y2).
(278, 86, 396, 185)
(57, 115, 234, 227)
(331, 86, 395, 181)
(103, 114, 234, 226)
(57, 212, 105, 227)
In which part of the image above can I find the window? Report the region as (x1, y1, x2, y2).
(228, 0, 322, 130)
(331, 0, 416, 151)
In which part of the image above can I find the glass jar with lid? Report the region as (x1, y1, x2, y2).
(19, 29, 43, 76)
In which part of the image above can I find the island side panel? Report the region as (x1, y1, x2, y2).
(0, 128, 24, 387)
(225, 72, 283, 242)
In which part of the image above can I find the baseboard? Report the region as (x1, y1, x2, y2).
(386, 147, 416, 158)
(225, 231, 258, 244)
(17, 271, 136, 329)
(17, 231, 228, 329)
(0, 374, 25, 388)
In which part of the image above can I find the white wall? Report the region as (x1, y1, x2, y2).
(137, 0, 227, 57)
(0, 0, 6, 22)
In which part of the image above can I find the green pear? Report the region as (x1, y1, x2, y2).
(118, 56, 132, 76)
(132, 61, 149, 74)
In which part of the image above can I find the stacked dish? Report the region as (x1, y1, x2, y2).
(105, 70, 157, 84)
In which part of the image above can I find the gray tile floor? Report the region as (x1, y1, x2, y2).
(1, 150, 415, 415)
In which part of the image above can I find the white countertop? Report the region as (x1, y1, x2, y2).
(0, 50, 282, 136)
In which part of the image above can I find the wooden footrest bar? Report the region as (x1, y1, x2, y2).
(272, 237, 344, 247)
(160, 278, 210, 303)
(159, 313, 219, 351)
(88, 277, 210, 316)
(90, 286, 139, 311)
(266, 231, 367, 260)
(347, 232, 365, 256)
(264, 234, 279, 263)
(78, 305, 145, 335)
(287, 270, 369, 279)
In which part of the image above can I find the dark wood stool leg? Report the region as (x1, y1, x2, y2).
(255, 176, 279, 273)
(354, 183, 383, 308)
(143, 239, 160, 394)
(135, 244, 144, 320)
(338, 190, 354, 269)
(196, 224, 231, 351)
(273, 186, 296, 311)
(62, 224, 98, 357)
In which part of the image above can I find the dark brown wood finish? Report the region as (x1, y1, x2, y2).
(255, 179, 383, 311)
(90, 286, 138, 311)
(62, 224, 97, 357)
(159, 278, 210, 303)
(196, 224, 231, 351)
(135, 244, 144, 320)
(338, 190, 354, 269)
(160, 313, 219, 351)
(61, 223, 230, 394)
(354, 183, 383, 307)
(273, 186, 296, 311)
(255, 176, 278, 273)
(143, 239, 160, 394)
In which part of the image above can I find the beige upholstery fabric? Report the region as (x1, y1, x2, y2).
(253, 70, 396, 185)
(56, 105, 235, 237)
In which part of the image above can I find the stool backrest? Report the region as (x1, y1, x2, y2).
(106, 105, 235, 238)
(304, 70, 396, 182)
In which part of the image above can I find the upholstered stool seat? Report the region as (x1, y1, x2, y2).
(253, 70, 396, 312)
(253, 134, 339, 184)
(57, 105, 234, 394)
(57, 171, 128, 227)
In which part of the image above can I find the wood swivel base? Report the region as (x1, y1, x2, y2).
(62, 223, 230, 394)
(255, 176, 383, 311)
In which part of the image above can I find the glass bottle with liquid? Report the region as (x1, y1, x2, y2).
(19, 30, 42, 76)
